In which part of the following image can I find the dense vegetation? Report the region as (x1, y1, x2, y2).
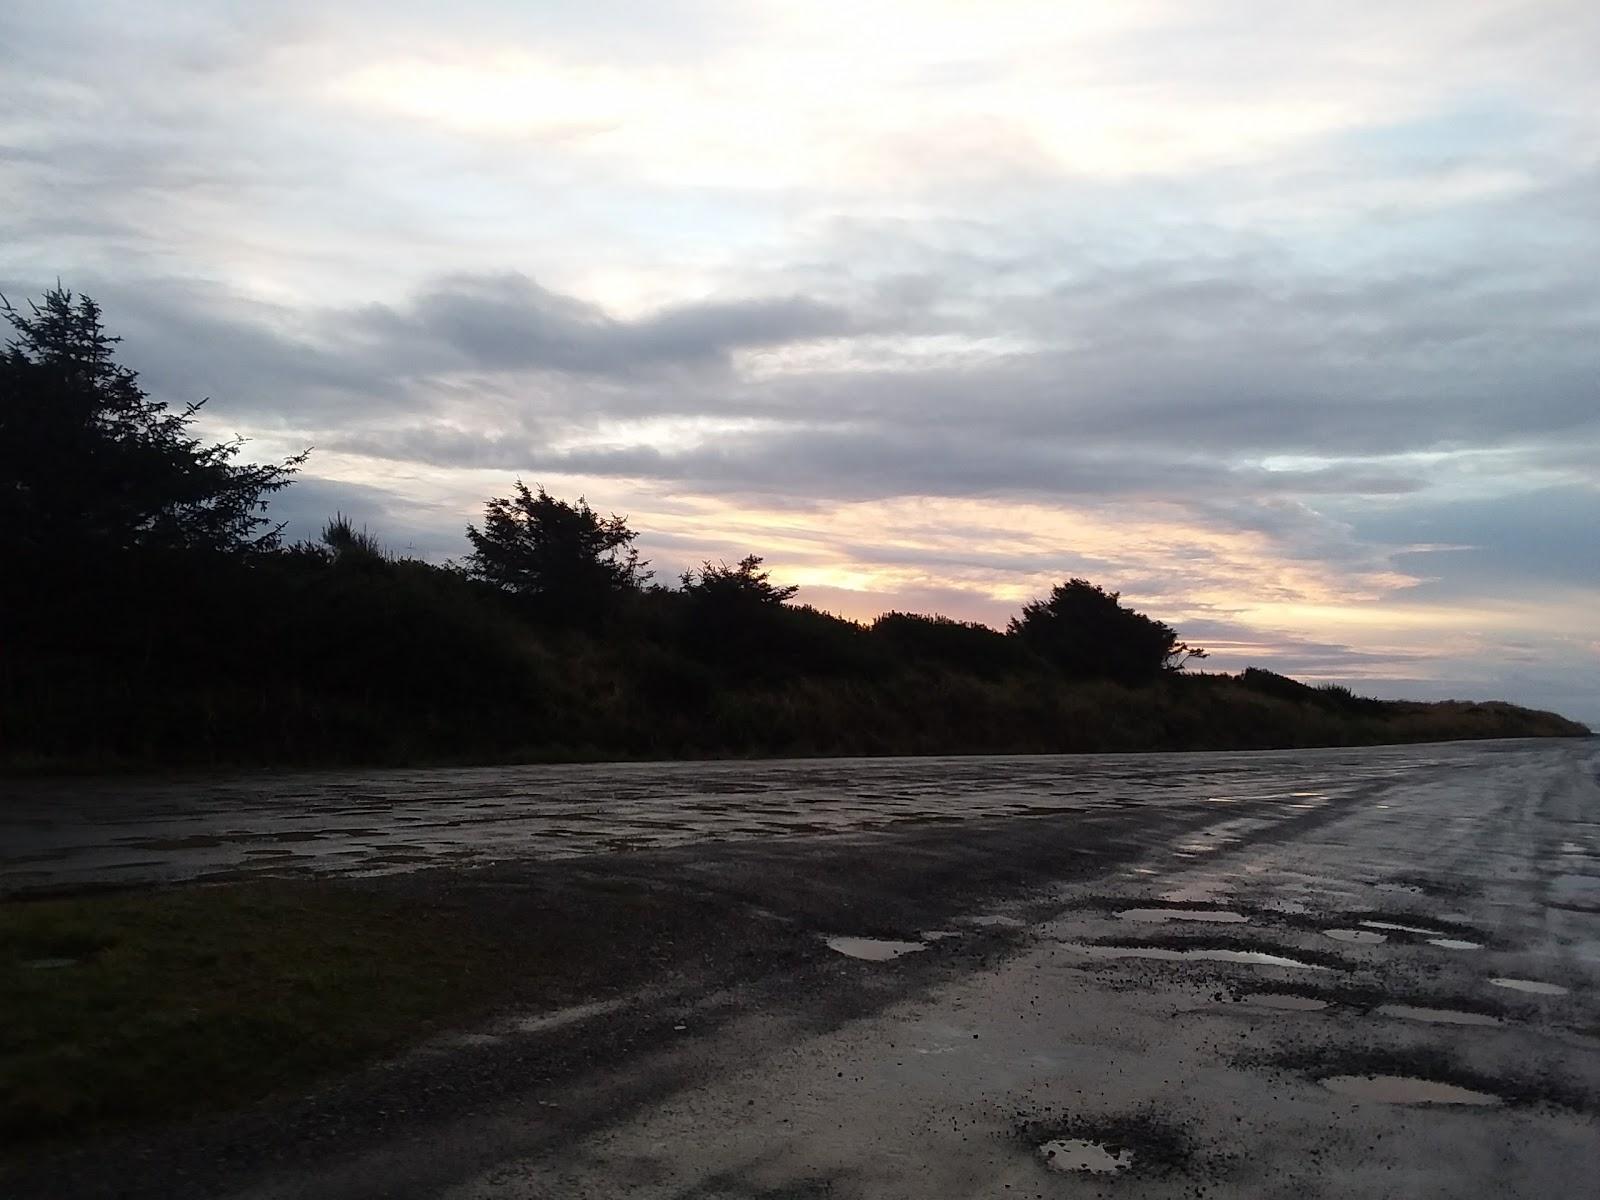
(1, 289, 1587, 770)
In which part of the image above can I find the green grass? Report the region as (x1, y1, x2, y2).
(0, 883, 507, 1148)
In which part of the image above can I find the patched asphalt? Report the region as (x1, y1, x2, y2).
(7, 738, 1598, 1198)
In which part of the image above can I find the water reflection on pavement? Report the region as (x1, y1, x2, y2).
(0, 740, 1536, 894)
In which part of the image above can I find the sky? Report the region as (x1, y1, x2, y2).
(4, 1, 1597, 723)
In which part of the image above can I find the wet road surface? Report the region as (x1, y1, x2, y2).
(7, 738, 1599, 1198)
(0, 742, 1506, 894)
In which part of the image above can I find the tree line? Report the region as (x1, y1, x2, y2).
(3, 288, 1583, 767)
(3, 286, 1203, 685)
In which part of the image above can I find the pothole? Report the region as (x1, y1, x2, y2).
(824, 936, 927, 961)
(1319, 1075, 1501, 1105)
(1016, 1111, 1193, 1178)
(1117, 907, 1248, 924)
(1325, 928, 1386, 945)
(1039, 1139, 1133, 1175)
(1427, 938, 1483, 950)
(1375, 1004, 1500, 1027)
(1063, 943, 1333, 971)
(1489, 977, 1568, 996)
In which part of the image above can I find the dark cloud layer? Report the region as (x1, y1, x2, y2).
(51, 248, 1598, 486)
(361, 274, 858, 375)
(1356, 487, 1600, 594)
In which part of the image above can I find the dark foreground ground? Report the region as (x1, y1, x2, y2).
(4, 739, 1599, 1198)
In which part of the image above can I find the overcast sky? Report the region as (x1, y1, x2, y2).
(5, 1, 1597, 721)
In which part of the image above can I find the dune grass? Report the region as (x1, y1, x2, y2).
(0, 883, 507, 1150)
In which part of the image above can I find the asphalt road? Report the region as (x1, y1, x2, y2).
(0, 741, 1529, 895)
(8, 738, 1599, 1198)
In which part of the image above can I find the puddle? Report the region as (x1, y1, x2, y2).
(962, 915, 1025, 928)
(1324, 928, 1386, 945)
(1117, 907, 1248, 924)
(825, 936, 927, 961)
(1239, 992, 1331, 1011)
(22, 957, 79, 969)
(1359, 920, 1445, 936)
(920, 930, 959, 941)
(1376, 1004, 1500, 1027)
(1063, 943, 1332, 971)
(1488, 978, 1568, 996)
(1038, 1138, 1134, 1175)
(1319, 1075, 1501, 1106)
(1427, 937, 1482, 951)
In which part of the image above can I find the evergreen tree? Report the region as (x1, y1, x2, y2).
(465, 481, 648, 624)
(0, 286, 305, 567)
(1008, 578, 1204, 684)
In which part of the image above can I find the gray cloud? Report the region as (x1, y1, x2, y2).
(264, 475, 471, 561)
(59, 239, 1593, 493)
(1176, 617, 1434, 676)
(345, 426, 1426, 504)
(360, 273, 859, 375)
(1352, 487, 1600, 595)
(11, 255, 1590, 622)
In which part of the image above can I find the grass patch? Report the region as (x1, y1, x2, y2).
(0, 882, 508, 1148)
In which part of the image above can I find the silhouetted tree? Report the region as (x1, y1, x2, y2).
(675, 555, 797, 665)
(1008, 579, 1204, 685)
(321, 513, 387, 564)
(465, 481, 647, 623)
(680, 555, 798, 607)
(0, 286, 305, 568)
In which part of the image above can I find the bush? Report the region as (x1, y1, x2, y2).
(870, 612, 1036, 679)
(1009, 579, 1202, 684)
